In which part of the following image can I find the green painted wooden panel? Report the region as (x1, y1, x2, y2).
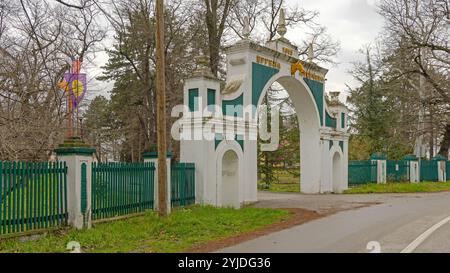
(0, 161, 68, 236)
(80, 163, 87, 214)
(303, 78, 324, 126)
(207, 88, 216, 112)
(339, 141, 344, 152)
(325, 111, 337, 128)
(348, 160, 377, 185)
(386, 160, 409, 182)
(222, 94, 244, 117)
(341, 113, 346, 129)
(171, 163, 196, 208)
(420, 160, 438, 182)
(252, 63, 279, 107)
(91, 162, 156, 220)
(188, 88, 199, 112)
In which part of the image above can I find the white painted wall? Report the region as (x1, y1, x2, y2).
(220, 150, 240, 208)
(409, 161, 420, 183)
(57, 154, 94, 230)
(437, 161, 446, 182)
(332, 152, 343, 193)
(373, 160, 387, 184)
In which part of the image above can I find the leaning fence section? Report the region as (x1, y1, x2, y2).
(171, 163, 196, 208)
(348, 160, 377, 186)
(91, 162, 155, 220)
(0, 162, 68, 235)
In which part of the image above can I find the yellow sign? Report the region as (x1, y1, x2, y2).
(291, 61, 325, 82)
(283, 47, 293, 56)
(72, 79, 84, 97)
(256, 56, 281, 70)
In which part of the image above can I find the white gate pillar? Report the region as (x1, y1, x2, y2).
(404, 155, 420, 183)
(371, 153, 387, 184)
(55, 137, 95, 230)
(143, 151, 172, 213)
(433, 155, 447, 182)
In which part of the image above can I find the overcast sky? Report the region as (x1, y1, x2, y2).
(295, 0, 384, 99)
(88, 0, 385, 102)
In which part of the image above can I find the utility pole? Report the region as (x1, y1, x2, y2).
(156, 0, 168, 217)
(415, 47, 427, 159)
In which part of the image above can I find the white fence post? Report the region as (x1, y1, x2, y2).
(55, 138, 95, 230)
(404, 155, 420, 183)
(371, 153, 387, 184)
(433, 155, 447, 182)
(143, 151, 172, 214)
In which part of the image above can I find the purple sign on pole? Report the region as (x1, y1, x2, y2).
(64, 73, 87, 109)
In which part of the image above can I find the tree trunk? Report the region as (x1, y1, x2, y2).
(439, 124, 450, 158)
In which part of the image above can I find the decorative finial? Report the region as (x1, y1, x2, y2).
(308, 43, 314, 62)
(195, 52, 209, 68)
(242, 16, 250, 40)
(277, 9, 287, 38)
(193, 51, 215, 79)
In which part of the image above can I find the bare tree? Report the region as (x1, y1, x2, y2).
(203, 0, 233, 77)
(379, 0, 450, 102)
(378, 0, 450, 156)
(0, 0, 104, 161)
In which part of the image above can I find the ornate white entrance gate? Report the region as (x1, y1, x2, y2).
(178, 13, 350, 208)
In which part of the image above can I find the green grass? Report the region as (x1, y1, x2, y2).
(345, 181, 450, 194)
(0, 206, 290, 253)
(258, 169, 300, 193)
(259, 182, 300, 193)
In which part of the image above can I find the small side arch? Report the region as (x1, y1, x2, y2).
(329, 145, 345, 193)
(215, 141, 244, 208)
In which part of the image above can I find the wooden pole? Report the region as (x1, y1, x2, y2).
(156, 0, 168, 217)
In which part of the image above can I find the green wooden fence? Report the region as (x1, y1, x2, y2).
(447, 161, 450, 181)
(387, 160, 409, 182)
(348, 160, 377, 186)
(92, 162, 155, 220)
(171, 163, 196, 207)
(420, 160, 438, 182)
(0, 162, 68, 235)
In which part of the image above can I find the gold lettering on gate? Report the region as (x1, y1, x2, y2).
(256, 56, 281, 70)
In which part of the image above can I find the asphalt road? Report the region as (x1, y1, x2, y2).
(219, 192, 450, 253)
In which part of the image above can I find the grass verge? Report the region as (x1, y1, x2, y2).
(0, 206, 290, 253)
(345, 181, 450, 194)
(259, 182, 300, 193)
(258, 169, 300, 193)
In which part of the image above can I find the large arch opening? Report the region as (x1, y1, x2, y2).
(220, 149, 240, 208)
(257, 75, 322, 194)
